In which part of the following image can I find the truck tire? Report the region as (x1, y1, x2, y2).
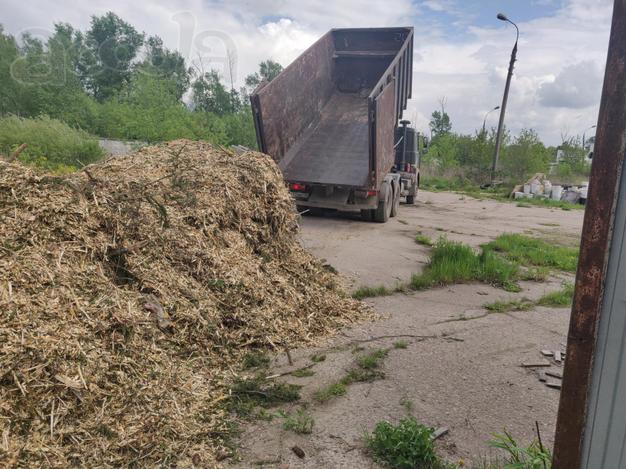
(406, 195, 415, 205)
(374, 182, 392, 223)
(390, 180, 400, 217)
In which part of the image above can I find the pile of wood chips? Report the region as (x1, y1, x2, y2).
(0, 140, 369, 467)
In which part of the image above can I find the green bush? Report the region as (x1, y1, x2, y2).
(366, 418, 441, 469)
(0, 115, 103, 172)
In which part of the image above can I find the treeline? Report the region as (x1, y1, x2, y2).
(423, 106, 591, 186)
(0, 12, 284, 150)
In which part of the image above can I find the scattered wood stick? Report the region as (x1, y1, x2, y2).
(7, 143, 27, 162)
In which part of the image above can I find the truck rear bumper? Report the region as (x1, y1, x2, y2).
(291, 186, 378, 211)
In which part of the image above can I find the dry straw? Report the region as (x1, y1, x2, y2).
(0, 140, 369, 467)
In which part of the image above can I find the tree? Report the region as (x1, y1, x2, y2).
(500, 128, 551, 181)
(245, 59, 283, 89)
(140, 36, 191, 102)
(78, 12, 144, 101)
(429, 98, 451, 138)
(191, 70, 236, 115)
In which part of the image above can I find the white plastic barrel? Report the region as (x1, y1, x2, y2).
(544, 180, 552, 196)
(551, 185, 563, 200)
(530, 181, 540, 194)
(523, 184, 531, 194)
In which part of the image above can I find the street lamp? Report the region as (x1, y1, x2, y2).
(482, 106, 500, 134)
(582, 124, 596, 150)
(490, 13, 519, 184)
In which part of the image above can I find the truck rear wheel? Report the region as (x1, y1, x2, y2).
(390, 181, 400, 217)
(374, 182, 392, 223)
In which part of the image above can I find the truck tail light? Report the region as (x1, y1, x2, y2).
(367, 190, 377, 197)
(289, 183, 307, 192)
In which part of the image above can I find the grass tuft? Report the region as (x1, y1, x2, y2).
(410, 238, 519, 290)
(291, 368, 315, 378)
(393, 340, 409, 349)
(242, 351, 270, 369)
(415, 232, 434, 246)
(352, 285, 392, 299)
(484, 299, 534, 313)
(488, 430, 551, 468)
(537, 283, 575, 307)
(282, 409, 314, 434)
(310, 353, 326, 363)
(313, 382, 347, 403)
(366, 418, 450, 469)
(228, 377, 300, 416)
(356, 348, 389, 369)
(482, 233, 579, 272)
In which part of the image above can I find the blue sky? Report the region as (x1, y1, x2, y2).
(0, 0, 613, 144)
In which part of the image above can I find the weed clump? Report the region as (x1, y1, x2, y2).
(228, 377, 301, 416)
(282, 409, 314, 434)
(537, 283, 575, 307)
(410, 238, 519, 290)
(482, 233, 579, 272)
(242, 351, 270, 369)
(366, 418, 444, 469)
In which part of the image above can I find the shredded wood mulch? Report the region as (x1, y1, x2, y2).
(0, 140, 370, 467)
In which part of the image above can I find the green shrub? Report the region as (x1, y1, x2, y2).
(366, 418, 440, 469)
(0, 115, 103, 172)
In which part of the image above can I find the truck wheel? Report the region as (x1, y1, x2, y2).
(374, 182, 392, 223)
(406, 195, 415, 205)
(390, 181, 400, 217)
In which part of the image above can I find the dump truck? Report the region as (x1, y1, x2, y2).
(250, 27, 419, 222)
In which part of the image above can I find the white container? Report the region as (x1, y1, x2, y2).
(580, 186, 588, 199)
(530, 181, 540, 194)
(544, 180, 552, 196)
(523, 184, 531, 194)
(551, 185, 563, 200)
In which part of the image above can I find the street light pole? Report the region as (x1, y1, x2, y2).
(582, 124, 596, 150)
(482, 106, 500, 134)
(491, 13, 519, 184)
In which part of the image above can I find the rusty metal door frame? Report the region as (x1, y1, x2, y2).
(552, 1, 626, 467)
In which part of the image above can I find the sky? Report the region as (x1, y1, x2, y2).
(0, 0, 614, 145)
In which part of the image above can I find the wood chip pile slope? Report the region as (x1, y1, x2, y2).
(0, 140, 369, 467)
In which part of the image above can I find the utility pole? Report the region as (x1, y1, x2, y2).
(491, 13, 519, 184)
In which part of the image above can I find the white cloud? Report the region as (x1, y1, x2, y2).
(0, 0, 614, 144)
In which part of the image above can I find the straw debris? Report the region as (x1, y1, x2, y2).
(0, 140, 369, 467)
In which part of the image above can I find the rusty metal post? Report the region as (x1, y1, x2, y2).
(552, 1, 626, 467)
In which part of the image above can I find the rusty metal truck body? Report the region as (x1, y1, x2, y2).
(250, 27, 417, 222)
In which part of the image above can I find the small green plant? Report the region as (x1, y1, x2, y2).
(291, 367, 315, 378)
(313, 382, 347, 403)
(488, 431, 552, 469)
(282, 409, 314, 434)
(400, 397, 414, 413)
(393, 340, 409, 349)
(228, 377, 301, 416)
(242, 351, 270, 369)
(520, 267, 550, 282)
(310, 353, 326, 363)
(356, 348, 389, 369)
(352, 285, 392, 299)
(484, 299, 534, 314)
(415, 233, 434, 246)
(366, 418, 439, 469)
(537, 283, 574, 307)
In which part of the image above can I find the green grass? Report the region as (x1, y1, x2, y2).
(310, 353, 326, 363)
(0, 115, 103, 173)
(520, 266, 550, 282)
(366, 418, 453, 469)
(393, 340, 409, 349)
(410, 238, 519, 291)
(484, 299, 534, 313)
(313, 382, 347, 403)
(352, 285, 393, 299)
(282, 409, 314, 434)
(415, 232, 434, 246)
(488, 431, 551, 469)
(242, 351, 270, 369)
(227, 377, 301, 416)
(291, 367, 315, 378)
(537, 283, 575, 307)
(482, 233, 579, 272)
(356, 348, 389, 369)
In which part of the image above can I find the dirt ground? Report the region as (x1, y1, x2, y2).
(229, 191, 584, 468)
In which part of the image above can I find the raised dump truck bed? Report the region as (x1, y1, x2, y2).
(251, 27, 416, 222)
